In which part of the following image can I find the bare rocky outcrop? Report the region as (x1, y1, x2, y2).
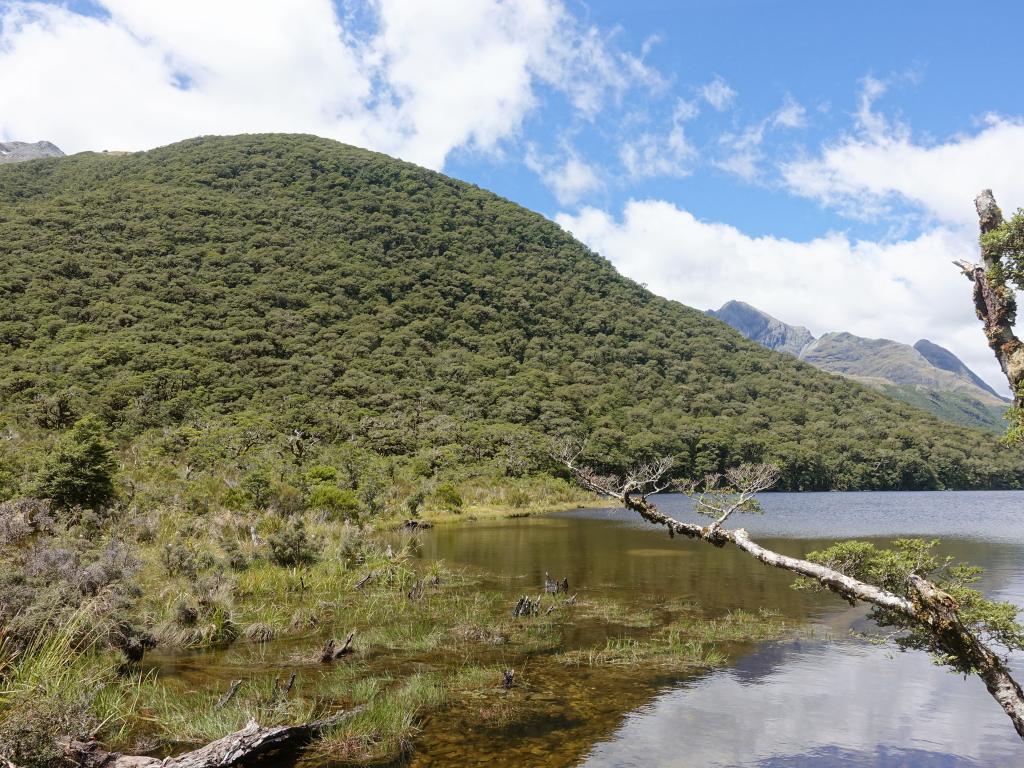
(0, 141, 64, 164)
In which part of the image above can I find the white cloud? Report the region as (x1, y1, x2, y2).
(525, 145, 602, 204)
(0, 0, 657, 169)
(699, 75, 736, 111)
(619, 98, 697, 180)
(715, 123, 765, 182)
(556, 199, 1006, 393)
(714, 94, 806, 182)
(782, 78, 1024, 228)
(772, 93, 807, 129)
(621, 128, 694, 180)
(673, 98, 701, 123)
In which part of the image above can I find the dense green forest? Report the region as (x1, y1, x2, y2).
(0, 133, 1021, 492)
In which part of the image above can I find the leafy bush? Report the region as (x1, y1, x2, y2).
(433, 483, 463, 512)
(307, 484, 360, 521)
(34, 416, 116, 510)
(404, 490, 425, 518)
(266, 518, 317, 567)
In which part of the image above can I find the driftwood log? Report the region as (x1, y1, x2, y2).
(61, 708, 360, 768)
(320, 631, 356, 663)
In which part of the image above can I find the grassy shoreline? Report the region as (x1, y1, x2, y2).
(0, 488, 791, 768)
(393, 496, 615, 528)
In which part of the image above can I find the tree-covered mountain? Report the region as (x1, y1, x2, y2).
(1, 134, 1021, 491)
(709, 300, 1009, 433)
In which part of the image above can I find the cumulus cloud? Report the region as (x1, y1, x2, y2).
(782, 77, 1024, 227)
(699, 75, 736, 111)
(0, 0, 657, 169)
(556, 199, 1005, 392)
(619, 98, 698, 180)
(525, 144, 602, 204)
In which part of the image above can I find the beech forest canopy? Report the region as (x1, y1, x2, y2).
(0, 134, 1021, 492)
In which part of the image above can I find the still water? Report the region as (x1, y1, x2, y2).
(415, 492, 1024, 767)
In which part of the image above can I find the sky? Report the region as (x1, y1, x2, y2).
(2, 1, 1023, 392)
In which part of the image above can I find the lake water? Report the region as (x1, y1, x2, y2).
(415, 491, 1024, 767)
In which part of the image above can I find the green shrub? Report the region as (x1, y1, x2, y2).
(433, 482, 462, 512)
(34, 415, 116, 510)
(304, 465, 338, 485)
(307, 484, 360, 521)
(266, 518, 317, 567)
(405, 490, 425, 518)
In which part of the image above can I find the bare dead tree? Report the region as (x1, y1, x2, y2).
(555, 438, 1024, 739)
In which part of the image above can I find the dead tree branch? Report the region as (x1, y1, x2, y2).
(558, 448, 1024, 739)
(63, 708, 360, 768)
(954, 190, 1024, 406)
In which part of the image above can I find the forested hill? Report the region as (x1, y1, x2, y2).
(0, 134, 1020, 491)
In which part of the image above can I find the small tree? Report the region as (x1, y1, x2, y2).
(35, 415, 117, 509)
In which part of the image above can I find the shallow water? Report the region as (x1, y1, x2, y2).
(414, 491, 1024, 767)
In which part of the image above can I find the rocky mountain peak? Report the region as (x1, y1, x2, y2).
(0, 140, 64, 164)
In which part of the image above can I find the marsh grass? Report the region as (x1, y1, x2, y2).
(558, 608, 792, 669)
(141, 676, 321, 744)
(666, 608, 792, 644)
(314, 673, 446, 764)
(0, 614, 151, 765)
(571, 598, 658, 629)
(2, 505, 802, 768)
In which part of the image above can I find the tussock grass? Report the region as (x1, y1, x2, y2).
(0, 613, 152, 764)
(314, 673, 446, 764)
(141, 677, 320, 744)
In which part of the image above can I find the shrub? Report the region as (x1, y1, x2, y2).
(34, 415, 117, 510)
(308, 484, 360, 521)
(266, 518, 317, 567)
(405, 490, 425, 518)
(0, 498, 54, 546)
(241, 470, 273, 510)
(304, 465, 338, 485)
(434, 482, 462, 512)
(0, 696, 94, 768)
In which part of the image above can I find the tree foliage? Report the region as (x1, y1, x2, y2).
(34, 415, 117, 509)
(0, 135, 1022, 490)
(802, 538, 1024, 672)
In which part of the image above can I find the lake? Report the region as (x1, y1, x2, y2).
(413, 491, 1024, 767)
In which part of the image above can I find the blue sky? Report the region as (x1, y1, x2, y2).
(1, 0, 1023, 389)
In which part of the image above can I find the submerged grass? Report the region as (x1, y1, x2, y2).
(558, 608, 793, 669)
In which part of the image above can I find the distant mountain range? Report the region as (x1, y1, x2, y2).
(709, 300, 1009, 433)
(0, 141, 64, 164)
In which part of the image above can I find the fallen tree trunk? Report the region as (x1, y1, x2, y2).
(62, 708, 360, 768)
(558, 450, 1024, 740)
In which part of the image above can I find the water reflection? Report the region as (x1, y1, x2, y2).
(580, 641, 1022, 767)
(420, 491, 1024, 766)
